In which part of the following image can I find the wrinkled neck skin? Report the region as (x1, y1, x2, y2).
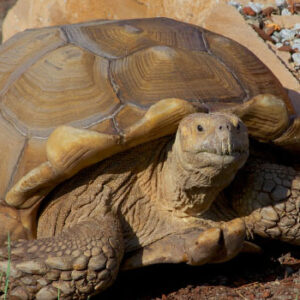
(157, 137, 246, 218)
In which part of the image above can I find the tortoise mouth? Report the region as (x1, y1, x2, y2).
(195, 147, 249, 168)
(197, 147, 248, 157)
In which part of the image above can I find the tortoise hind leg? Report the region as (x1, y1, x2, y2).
(0, 212, 124, 299)
(228, 159, 300, 245)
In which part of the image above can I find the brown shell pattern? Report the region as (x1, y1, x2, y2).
(0, 17, 291, 199)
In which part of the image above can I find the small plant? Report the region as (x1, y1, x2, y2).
(57, 288, 61, 299)
(0, 271, 3, 287)
(4, 232, 11, 300)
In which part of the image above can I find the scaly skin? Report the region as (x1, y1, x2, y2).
(228, 159, 300, 245)
(0, 113, 249, 299)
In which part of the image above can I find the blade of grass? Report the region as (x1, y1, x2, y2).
(57, 288, 60, 299)
(4, 233, 11, 300)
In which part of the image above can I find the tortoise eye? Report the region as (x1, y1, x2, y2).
(197, 125, 203, 132)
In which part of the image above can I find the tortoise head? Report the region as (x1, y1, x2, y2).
(175, 112, 249, 170)
(162, 113, 249, 216)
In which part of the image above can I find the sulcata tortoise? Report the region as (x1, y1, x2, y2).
(0, 18, 299, 299)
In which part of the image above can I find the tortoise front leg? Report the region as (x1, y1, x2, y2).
(5, 98, 197, 211)
(228, 159, 300, 245)
(122, 218, 245, 270)
(0, 212, 124, 299)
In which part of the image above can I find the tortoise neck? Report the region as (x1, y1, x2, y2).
(157, 140, 226, 217)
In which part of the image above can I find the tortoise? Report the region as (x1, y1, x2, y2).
(0, 17, 299, 299)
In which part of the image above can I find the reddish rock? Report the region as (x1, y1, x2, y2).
(278, 45, 294, 52)
(265, 26, 275, 36)
(242, 6, 257, 16)
(251, 24, 275, 42)
(262, 6, 275, 17)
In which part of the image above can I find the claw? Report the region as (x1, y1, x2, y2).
(187, 227, 222, 266)
(215, 218, 246, 263)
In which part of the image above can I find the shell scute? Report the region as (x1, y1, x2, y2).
(204, 31, 292, 112)
(61, 18, 207, 59)
(2, 44, 120, 137)
(110, 45, 244, 107)
(0, 114, 25, 198)
(0, 27, 66, 99)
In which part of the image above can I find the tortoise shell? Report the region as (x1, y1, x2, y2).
(0, 17, 292, 201)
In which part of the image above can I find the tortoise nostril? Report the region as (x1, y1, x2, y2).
(219, 126, 223, 130)
(226, 125, 230, 130)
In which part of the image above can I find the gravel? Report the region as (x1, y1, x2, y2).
(248, 2, 264, 14)
(282, 8, 292, 15)
(292, 52, 300, 65)
(276, 0, 286, 7)
(280, 28, 297, 41)
(229, 0, 300, 80)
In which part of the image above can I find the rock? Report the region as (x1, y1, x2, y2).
(275, 0, 286, 6)
(292, 53, 300, 65)
(280, 29, 296, 41)
(278, 45, 293, 52)
(228, 1, 242, 10)
(242, 6, 257, 16)
(248, 2, 264, 13)
(252, 24, 276, 42)
(262, 6, 276, 17)
(292, 42, 300, 51)
(281, 8, 292, 15)
(272, 15, 300, 28)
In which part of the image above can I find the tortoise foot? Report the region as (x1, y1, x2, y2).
(122, 218, 246, 270)
(229, 159, 300, 245)
(0, 215, 124, 299)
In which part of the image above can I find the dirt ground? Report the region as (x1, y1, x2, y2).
(0, 1, 299, 299)
(97, 239, 299, 300)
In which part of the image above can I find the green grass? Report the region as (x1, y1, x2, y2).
(3, 232, 11, 300)
(0, 271, 3, 287)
